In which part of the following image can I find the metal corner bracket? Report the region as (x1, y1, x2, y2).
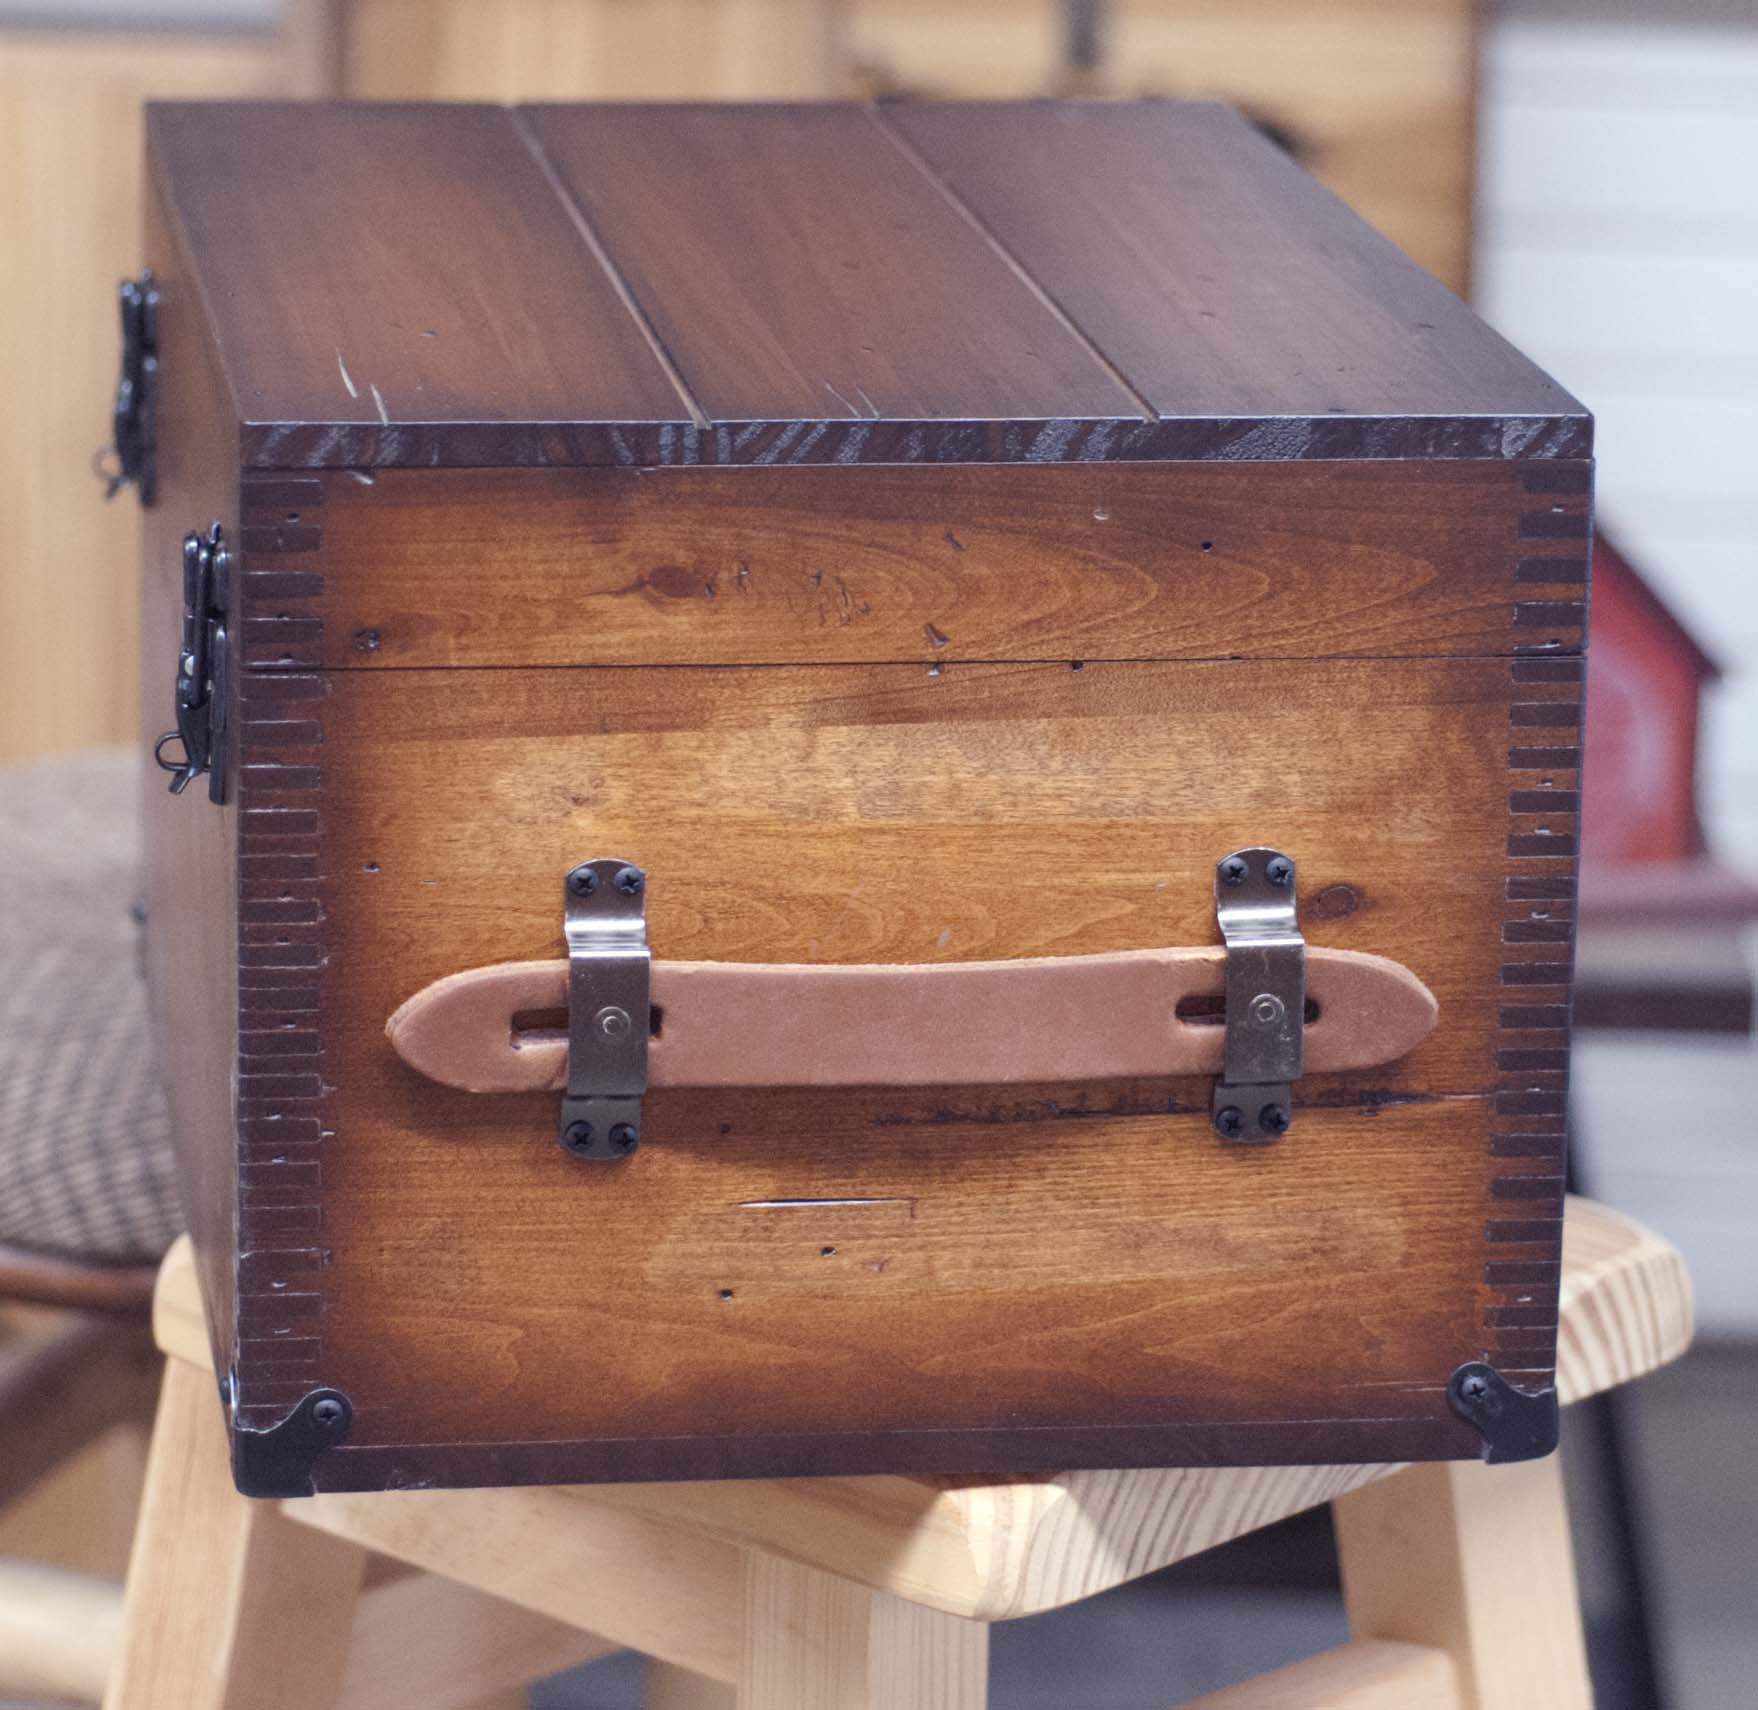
(1212, 845, 1305, 1143)
(228, 1383, 354, 1499)
(560, 858, 651, 1160)
(1447, 1361, 1560, 1464)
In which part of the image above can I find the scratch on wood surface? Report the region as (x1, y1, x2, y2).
(738, 1197, 916, 1213)
(335, 351, 358, 399)
(369, 383, 390, 427)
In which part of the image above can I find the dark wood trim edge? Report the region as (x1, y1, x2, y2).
(1485, 459, 1592, 1384)
(308, 1409, 1485, 1495)
(238, 412, 1594, 471)
(231, 472, 335, 1433)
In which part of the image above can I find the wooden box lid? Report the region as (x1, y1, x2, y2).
(148, 100, 1586, 472)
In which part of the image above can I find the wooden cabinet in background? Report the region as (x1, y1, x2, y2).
(0, 31, 283, 763)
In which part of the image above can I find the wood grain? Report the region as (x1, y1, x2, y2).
(523, 102, 1140, 427)
(139, 171, 243, 1381)
(243, 460, 1558, 671)
(228, 646, 1541, 1476)
(1334, 1454, 1592, 1710)
(104, 1358, 368, 1710)
(150, 1197, 1688, 1625)
(146, 103, 692, 448)
(289, 1484, 746, 1682)
(143, 99, 1584, 468)
(334, 1571, 619, 1710)
(883, 102, 1581, 449)
(846, 2, 1477, 294)
(739, 1552, 987, 1710)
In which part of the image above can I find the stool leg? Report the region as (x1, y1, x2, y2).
(104, 1357, 368, 1710)
(1333, 1454, 1592, 1710)
(735, 1551, 987, 1710)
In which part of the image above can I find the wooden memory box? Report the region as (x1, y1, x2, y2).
(126, 100, 1592, 1497)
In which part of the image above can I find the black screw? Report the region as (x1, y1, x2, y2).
(1259, 1103, 1290, 1135)
(311, 1396, 346, 1430)
(1219, 856, 1249, 887)
(614, 865, 644, 897)
(1459, 1371, 1491, 1404)
(563, 1120, 594, 1151)
(609, 1123, 638, 1153)
(568, 867, 599, 897)
(1214, 1105, 1244, 1138)
(1265, 856, 1293, 887)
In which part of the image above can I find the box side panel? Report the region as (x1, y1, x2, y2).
(139, 159, 241, 1377)
(232, 457, 1586, 1487)
(242, 460, 1574, 672)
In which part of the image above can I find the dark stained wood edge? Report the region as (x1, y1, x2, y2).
(237, 411, 1592, 471)
(307, 1409, 1484, 1493)
(1484, 459, 1592, 1391)
(230, 472, 337, 1433)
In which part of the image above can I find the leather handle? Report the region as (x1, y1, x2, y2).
(387, 946, 1437, 1093)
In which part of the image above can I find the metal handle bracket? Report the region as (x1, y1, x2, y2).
(560, 859, 650, 1160)
(1212, 846, 1306, 1144)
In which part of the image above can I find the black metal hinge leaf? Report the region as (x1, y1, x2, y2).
(1447, 1361, 1560, 1464)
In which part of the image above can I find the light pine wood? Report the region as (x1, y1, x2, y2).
(1333, 1456, 1592, 1710)
(0, 28, 281, 765)
(289, 1486, 744, 1683)
(335, 1571, 619, 1710)
(104, 1358, 369, 1710)
(1176, 1639, 1460, 1709)
(149, 1196, 1691, 1631)
(739, 1552, 987, 1710)
(0, 1558, 122, 1704)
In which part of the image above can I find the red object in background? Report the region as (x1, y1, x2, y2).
(1580, 533, 1713, 864)
(1577, 534, 1758, 929)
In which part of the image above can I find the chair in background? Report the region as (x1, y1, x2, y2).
(0, 751, 182, 1705)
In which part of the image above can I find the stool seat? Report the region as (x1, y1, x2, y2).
(101, 1198, 1690, 1709)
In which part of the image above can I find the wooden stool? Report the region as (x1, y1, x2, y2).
(101, 1198, 1689, 1710)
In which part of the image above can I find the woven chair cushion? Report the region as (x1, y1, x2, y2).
(0, 749, 182, 1265)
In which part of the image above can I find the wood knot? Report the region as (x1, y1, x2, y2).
(1310, 883, 1363, 920)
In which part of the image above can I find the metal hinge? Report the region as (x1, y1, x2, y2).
(560, 859, 651, 1160)
(1447, 1361, 1559, 1463)
(106, 273, 159, 504)
(1212, 846, 1305, 1143)
(153, 522, 230, 803)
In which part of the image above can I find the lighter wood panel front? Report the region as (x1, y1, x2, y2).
(291, 656, 1518, 1453)
(264, 461, 1535, 671)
